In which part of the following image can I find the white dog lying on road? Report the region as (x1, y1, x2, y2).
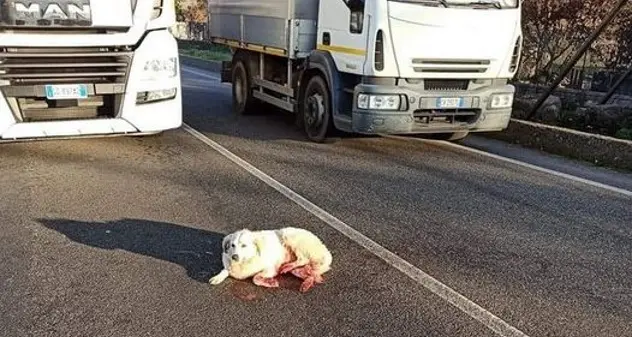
(208, 227, 332, 292)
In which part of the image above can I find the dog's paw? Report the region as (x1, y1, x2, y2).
(299, 277, 315, 293)
(253, 275, 280, 288)
(208, 276, 223, 285)
(314, 274, 325, 284)
(208, 270, 228, 285)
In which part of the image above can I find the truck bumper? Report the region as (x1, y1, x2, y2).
(350, 82, 513, 135)
(0, 30, 182, 140)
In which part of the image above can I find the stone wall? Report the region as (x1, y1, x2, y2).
(514, 82, 632, 108)
(484, 119, 632, 171)
(511, 82, 632, 141)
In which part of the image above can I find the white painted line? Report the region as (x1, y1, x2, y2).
(383, 135, 632, 198)
(182, 123, 530, 337)
(181, 84, 226, 91)
(181, 66, 222, 81)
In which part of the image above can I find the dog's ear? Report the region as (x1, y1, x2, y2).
(222, 235, 231, 253)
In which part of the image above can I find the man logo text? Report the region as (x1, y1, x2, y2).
(14, 3, 91, 22)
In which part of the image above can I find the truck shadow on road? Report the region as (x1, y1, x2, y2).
(37, 218, 225, 283)
(182, 85, 377, 143)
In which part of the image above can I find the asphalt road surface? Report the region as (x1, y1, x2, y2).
(1, 65, 631, 337)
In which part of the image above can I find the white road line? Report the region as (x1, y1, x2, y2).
(383, 135, 632, 198)
(182, 123, 530, 337)
(181, 67, 222, 81)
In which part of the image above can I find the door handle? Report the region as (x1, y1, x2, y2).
(322, 32, 331, 46)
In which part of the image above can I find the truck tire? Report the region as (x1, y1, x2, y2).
(231, 60, 256, 115)
(301, 75, 333, 143)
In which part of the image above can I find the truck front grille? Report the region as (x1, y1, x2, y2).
(0, 47, 131, 122)
(16, 95, 118, 122)
(424, 79, 469, 91)
(0, 47, 132, 85)
(413, 108, 480, 126)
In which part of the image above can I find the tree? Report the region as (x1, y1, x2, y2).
(600, 5, 632, 70)
(519, 0, 614, 83)
(173, 0, 207, 23)
(174, 0, 185, 21)
(183, 0, 208, 23)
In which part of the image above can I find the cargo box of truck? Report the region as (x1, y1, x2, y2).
(208, 0, 318, 58)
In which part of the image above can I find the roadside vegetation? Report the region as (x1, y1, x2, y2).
(177, 39, 231, 62)
(513, 0, 632, 141)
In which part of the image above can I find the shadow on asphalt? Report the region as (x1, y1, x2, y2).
(37, 218, 224, 283)
(182, 67, 449, 144)
(182, 84, 379, 143)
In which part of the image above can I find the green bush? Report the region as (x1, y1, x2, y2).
(615, 128, 632, 140)
(558, 109, 587, 130)
(176, 38, 231, 62)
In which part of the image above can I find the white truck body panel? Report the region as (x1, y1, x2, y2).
(85, 0, 134, 27)
(0, 0, 176, 46)
(385, 3, 521, 79)
(316, 0, 368, 76)
(1, 119, 138, 139)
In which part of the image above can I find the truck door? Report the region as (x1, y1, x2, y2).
(317, 0, 369, 76)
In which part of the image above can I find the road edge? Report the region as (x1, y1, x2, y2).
(179, 55, 632, 172)
(480, 119, 632, 171)
(180, 54, 223, 73)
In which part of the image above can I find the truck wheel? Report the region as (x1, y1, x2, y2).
(232, 60, 255, 115)
(301, 75, 332, 143)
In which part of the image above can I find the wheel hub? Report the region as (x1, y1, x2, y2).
(305, 94, 324, 127)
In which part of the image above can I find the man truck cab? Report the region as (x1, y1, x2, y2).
(0, 0, 182, 141)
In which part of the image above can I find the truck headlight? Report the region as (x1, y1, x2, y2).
(136, 88, 177, 104)
(357, 94, 401, 110)
(141, 57, 177, 81)
(489, 93, 513, 109)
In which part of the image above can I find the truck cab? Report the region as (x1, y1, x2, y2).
(317, 0, 522, 140)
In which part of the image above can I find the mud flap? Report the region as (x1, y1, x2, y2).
(221, 61, 232, 83)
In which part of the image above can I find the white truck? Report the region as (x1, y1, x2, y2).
(0, 0, 182, 141)
(208, 0, 522, 142)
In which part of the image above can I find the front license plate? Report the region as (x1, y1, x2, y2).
(45, 84, 89, 100)
(436, 97, 464, 109)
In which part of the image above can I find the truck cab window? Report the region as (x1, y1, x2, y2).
(344, 0, 365, 34)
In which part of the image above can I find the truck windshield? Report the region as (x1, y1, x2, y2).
(389, 0, 519, 9)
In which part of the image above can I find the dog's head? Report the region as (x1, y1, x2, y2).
(222, 229, 261, 263)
